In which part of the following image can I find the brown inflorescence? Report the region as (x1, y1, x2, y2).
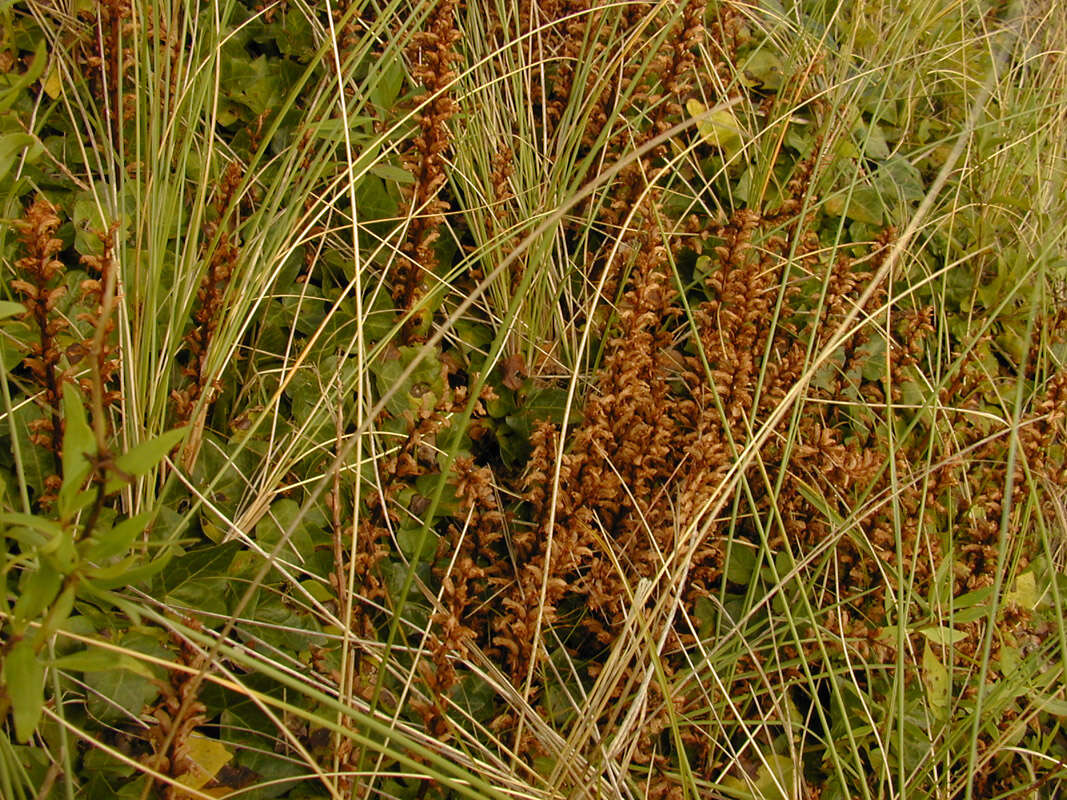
(171, 161, 245, 426)
(78, 222, 123, 415)
(12, 196, 69, 484)
(349, 1, 1067, 792)
(76, 0, 135, 141)
(143, 625, 211, 799)
(395, 0, 462, 327)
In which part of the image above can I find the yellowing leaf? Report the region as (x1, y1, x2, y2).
(42, 66, 63, 100)
(687, 98, 744, 154)
(922, 642, 950, 720)
(919, 625, 968, 646)
(174, 732, 233, 794)
(717, 753, 793, 800)
(1004, 570, 1037, 610)
(755, 754, 794, 800)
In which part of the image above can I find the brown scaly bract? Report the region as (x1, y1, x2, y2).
(396, 0, 462, 327)
(171, 161, 245, 429)
(12, 196, 69, 489)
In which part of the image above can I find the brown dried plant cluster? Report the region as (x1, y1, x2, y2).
(171, 161, 246, 428)
(74, 0, 135, 141)
(10, 196, 122, 505)
(11, 196, 69, 482)
(375, 2, 1067, 792)
(490, 201, 1065, 789)
(320, 345, 506, 746)
(304, 0, 1067, 793)
(143, 625, 213, 799)
(395, 0, 462, 324)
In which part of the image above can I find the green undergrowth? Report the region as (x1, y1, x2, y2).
(1, 1, 1065, 798)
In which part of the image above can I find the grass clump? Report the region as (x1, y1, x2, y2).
(0, 0, 1065, 798)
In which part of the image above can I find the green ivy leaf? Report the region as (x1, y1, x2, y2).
(157, 541, 241, 595)
(855, 121, 890, 159)
(84, 647, 161, 722)
(877, 155, 925, 204)
(369, 345, 443, 418)
(724, 542, 758, 584)
(824, 186, 883, 226)
(254, 498, 322, 562)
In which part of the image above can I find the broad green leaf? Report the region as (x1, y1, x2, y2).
(693, 596, 716, 638)
(833, 136, 860, 160)
(41, 64, 61, 99)
(300, 579, 334, 603)
(922, 642, 950, 720)
(0, 133, 36, 185)
(369, 345, 443, 418)
(4, 639, 44, 742)
(91, 551, 174, 590)
(12, 562, 61, 625)
(308, 116, 376, 142)
(724, 542, 757, 584)
(1031, 693, 1067, 718)
(504, 387, 573, 438)
(919, 625, 968, 646)
(356, 174, 400, 222)
(84, 632, 165, 722)
(369, 162, 415, 184)
(413, 473, 461, 517)
(998, 644, 1020, 678)
(53, 647, 154, 678)
(0, 317, 32, 373)
(59, 383, 94, 517)
(718, 753, 793, 800)
(108, 426, 189, 489)
(397, 525, 439, 562)
(855, 121, 889, 159)
(84, 664, 160, 722)
(72, 189, 131, 257)
(253, 498, 320, 559)
(742, 48, 784, 91)
(84, 511, 151, 562)
(157, 541, 241, 595)
(754, 754, 794, 800)
(877, 155, 925, 203)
